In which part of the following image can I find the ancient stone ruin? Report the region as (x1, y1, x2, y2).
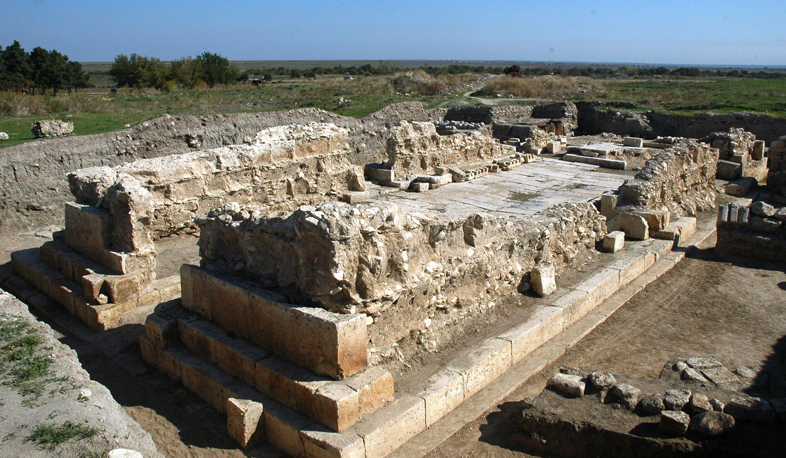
(4, 101, 786, 457)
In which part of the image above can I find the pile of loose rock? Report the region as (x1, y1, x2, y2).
(31, 119, 74, 138)
(546, 357, 785, 440)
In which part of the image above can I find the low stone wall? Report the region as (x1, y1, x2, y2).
(64, 123, 362, 278)
(619, 140, 718, 217)
(715, 200, 786, 263)
(767, 136, 786, 195)
(385, 121, 516, 177)
(576, 103, 786, 143)
(196, 200, 606, 352)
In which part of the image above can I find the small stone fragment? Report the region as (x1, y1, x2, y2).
(660, 410, 691, 436)
(735, 366, 757, 379)
(588, 370, 616, 390)
(710, 398, 725, 412)
(689, 411, 735, 438)
(559, 366, 588, 377)
(674, 361, 688, 371)
(687, 393, 713, 415)
(682, 367, 708, 383)
(108, 450, 144, 458)
(531, 263, 556, 297)
(725, 397, 775, 423)
(686, 357, 722, 370)
(751, 201, 776, 217)
(603, 231, 625, 253)
(611, 383, 641, 410)
(640, 394, 665, 415)
(547, 373, 585, 397)
(664, 389, 691, 411)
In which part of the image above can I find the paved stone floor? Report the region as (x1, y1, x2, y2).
(371, 158, 629, 219)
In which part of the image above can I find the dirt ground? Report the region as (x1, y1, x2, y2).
(424, 231, 786, 458)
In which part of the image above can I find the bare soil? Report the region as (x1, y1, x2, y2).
(425, 232, 786, 458)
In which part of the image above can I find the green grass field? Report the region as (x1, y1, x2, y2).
(2, 73, 785, 149)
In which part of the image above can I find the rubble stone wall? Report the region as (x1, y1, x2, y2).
(66, 123, 360, 263)
(0, 104, 442, 234)
(619, 140, 718, 217)
(767, 136, 786, 195)
(576, 103, 786, 143)
(385, 121, 516, 176)
(196, 200, 606, 353)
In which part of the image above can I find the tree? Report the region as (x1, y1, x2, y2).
(109, 53, 167, 89)
(196, 52, 240, 87)
(2, 41, 31, 92)
(170, 56, 201, 89)
(503, 65, 522, 77)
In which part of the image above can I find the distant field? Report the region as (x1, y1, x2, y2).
(3, 72, 786, 149)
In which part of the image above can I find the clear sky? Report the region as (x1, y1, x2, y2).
(2, 0, 784, 65)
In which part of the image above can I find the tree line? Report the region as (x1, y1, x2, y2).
(501, 64, 786, 79)
(0, 41, 89, 94)
(109, 52, 242, 90)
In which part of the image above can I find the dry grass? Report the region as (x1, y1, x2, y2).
(478, 75, 604, 99)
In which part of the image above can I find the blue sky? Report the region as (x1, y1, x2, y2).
(2, 0, 784, 65)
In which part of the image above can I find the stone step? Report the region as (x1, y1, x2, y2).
(140, 337, 369, 456)
(40, 240, 148, 304)
(10, 248, 177, 331)
(180, 264, 368, 381)
(145, 306, 393, 432)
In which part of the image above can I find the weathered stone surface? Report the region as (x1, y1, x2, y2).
(227, 398, 265, 448)
(689, 411, 735, 438)
(725, 397, 775, 423)
(724, 177, 757, 197)
(600, 192, 618, 217)
(623, 137, 644, 147)
(640, 394, 665, 415)
(686, 356, 722, 370)
(611, 383, 641, 410)
(531, 263, 557, 297)
(752, 140, 765, 160)
(32, 119, 74, 138)
(681, 367, 708, 383)
(0, 132, 8, 140)
(386, 121, 515, 176)
(711, 398, 725, 412)
(688, 393, 713, 415)
(607, 212, 649, 240)
(619, 139, 717, 217)
(660, 410, 690, 436)
(602, 231, 625, 253)
(717, 160, 743, 181)
(701, 366, 739, 385)
(547, 373, 585, 397)
(751, 201, 776, 217)
(588, 371, 616, 390)
(664, 389, 691, 411)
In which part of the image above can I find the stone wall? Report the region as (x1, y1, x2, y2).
(576, 103, 786, 143)
(715, 200, 786, 263)
(767, 136, 786, 195)
(196, 200, 606, 352)
(64, 123, 361, 275)
(0, 103, 442, 234)
(619, 139, 718, 216)
(385, 121, 516, 177)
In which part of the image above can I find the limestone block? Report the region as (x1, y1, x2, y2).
(717, 204, 729, 223)
(717, 160, 742, 181)
(182, 265, 212, 320)
(575, 268, 620, 311)
(607, 212, 649, 240)
(725, 397, 775, 423)
(157, 346, 182, 382)
(499, 306, 561, 363)
(531, 263, 556, 297)
(409, 182, 429, 192)
(180, 263, 194, 310)
(737, 206, 750, 223)
(210, 276, 251, 339)
(546, 140, 562, 154)
(138, 336, 159, 366)
(312, 383, 360, 431)
(752, 140, 765, 160)
(449, 338, 511, 397)
(103, 271, 145, 304)
(603, 231, 625, 253)
(344, 366, 395, 417)
(354, 395, 426, 458)
(255, 355, 328, 415)
(434, 166, 449, 176)
(612, 383, 641, 410)
(630, 209, 670, 231)
(600, 193, 618, 218)
(144, 312, 178, 348)
(301, 430, 366, 458)
(447, 167, 466, 182)
(623, 137, 644, 147)
(725, 177, 757, 197)
(215, 334, 270, 387)
(64, 202, 112, 263)
(364, 165, 394, 184)
(178, 318, 222, 363)
(246, 287, 368, 380)
(548, 373, 585, 397)
(347, 168, 366, 192)
(227, 398, 265, 448)
(420, 369, 464, 427)
(263, 404, 309, 457)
